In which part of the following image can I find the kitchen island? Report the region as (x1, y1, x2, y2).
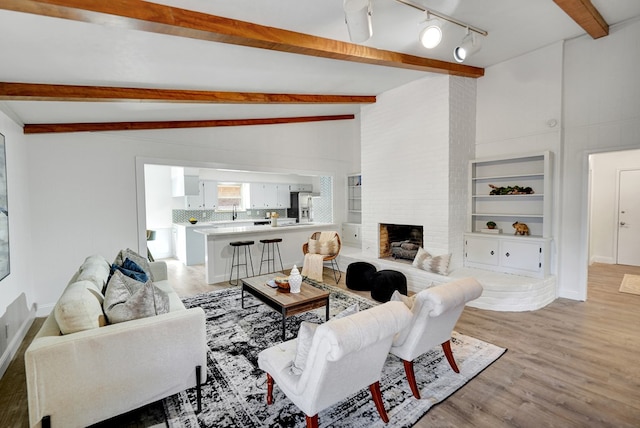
(195, 223, 337, 284)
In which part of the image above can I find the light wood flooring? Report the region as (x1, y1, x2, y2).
(1, 261, 639, 427)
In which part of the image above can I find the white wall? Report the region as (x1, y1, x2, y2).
(561, 18, 640, 300)
(475, 42, 564, 293)
(0, 110, 37, 375)
(589, 149, 640, 263)
(25, 119, 358, 313)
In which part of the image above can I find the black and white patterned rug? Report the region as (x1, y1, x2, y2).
(162, 281, 506, 428)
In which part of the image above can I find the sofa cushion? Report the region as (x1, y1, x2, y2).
(412, 247, 452, 276)
(113, 248, 154, 281)
(77, 254, 110, 292)
(391, 289, 417, 309)
(103, 270, 169, 324)
(54, 280, 107, 334)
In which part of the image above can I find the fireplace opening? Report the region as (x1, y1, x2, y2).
(379, 223, 423, 261)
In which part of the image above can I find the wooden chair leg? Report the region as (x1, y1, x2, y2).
(305, 414, 319, 428)
(402, 359, 421, 399)
(369, 381, 389, 423)
(266, 373, 274, 405)
(441, 340, 460, 373)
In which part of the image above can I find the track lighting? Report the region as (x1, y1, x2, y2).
(453, 28, 482, 63)
(418, 12, 442, 49)
(343, 0, 373, 43)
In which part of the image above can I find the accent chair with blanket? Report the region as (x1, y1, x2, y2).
(301, 231, 342, 283)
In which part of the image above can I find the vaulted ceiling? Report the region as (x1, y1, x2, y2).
(1, 0, 639, 133)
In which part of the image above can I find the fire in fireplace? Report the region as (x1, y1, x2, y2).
(379, 223, 424, 261)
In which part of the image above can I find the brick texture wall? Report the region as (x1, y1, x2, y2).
(360, 75, 475, 269)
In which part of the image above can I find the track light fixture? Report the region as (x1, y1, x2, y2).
(453, 28, 482, 63)
(418, 12, 442, 49)
(343, 0, 373, 43)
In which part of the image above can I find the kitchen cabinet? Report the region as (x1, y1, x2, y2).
(289, 183, 313, 192)
(249, 183, 290, 209)
(171, 167, 199, 196)
(342, 222, 361, 247)
(464, 233, 550, 278)
(275, 184, 291, 208)
(201, 180, 218, 210)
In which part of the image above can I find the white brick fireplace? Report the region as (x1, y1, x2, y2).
(360, 75, 476, 270)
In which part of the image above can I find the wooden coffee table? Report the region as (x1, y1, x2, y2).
(241, 273, 330, 340)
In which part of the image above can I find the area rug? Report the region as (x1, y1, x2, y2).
(162, 281, 506, 428)
(619, 274, 640, 296)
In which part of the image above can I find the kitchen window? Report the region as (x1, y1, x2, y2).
(217, 183, 245, 211)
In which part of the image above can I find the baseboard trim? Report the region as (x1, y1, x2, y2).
(0, 305, 36, 379)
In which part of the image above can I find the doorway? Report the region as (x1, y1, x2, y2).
(588, 149, 640, 268)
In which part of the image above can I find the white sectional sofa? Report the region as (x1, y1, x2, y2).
(24, 254, 207, 428)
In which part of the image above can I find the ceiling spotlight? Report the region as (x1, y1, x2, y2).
(343, 0, 373, 43)
(453, 28, 482, 63)
(418, 12, 442, 49)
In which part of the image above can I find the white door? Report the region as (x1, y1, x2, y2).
(618, 169, 640, 266)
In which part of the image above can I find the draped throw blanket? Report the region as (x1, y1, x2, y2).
(301, 231, 338, 281)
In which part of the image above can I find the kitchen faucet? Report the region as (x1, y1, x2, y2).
(232, 204, 237, 221)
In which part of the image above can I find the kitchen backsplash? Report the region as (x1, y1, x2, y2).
(173, 209, 287, 223)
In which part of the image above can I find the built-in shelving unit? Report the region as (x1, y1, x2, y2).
(466, 152, 553, 278)
(347, 173, 362, 213)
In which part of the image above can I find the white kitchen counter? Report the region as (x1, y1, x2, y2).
(194, 223, 337, 284)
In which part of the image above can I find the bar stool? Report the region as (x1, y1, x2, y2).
(229, 240, 255, 285)
(258, 238, 284, 275)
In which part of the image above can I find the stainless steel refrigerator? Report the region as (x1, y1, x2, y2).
(289, 192, 313, 223)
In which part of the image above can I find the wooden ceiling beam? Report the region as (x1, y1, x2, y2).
(554, 0, 609, 39)
(0, 0, 484, 78)
(22, 114, 355, 134)
(0, 82, 376, 104)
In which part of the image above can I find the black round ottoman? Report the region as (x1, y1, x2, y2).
(371, 270, 408, 302)
(346, 262, 377, 291)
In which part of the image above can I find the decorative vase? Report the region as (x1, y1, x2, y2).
(271, 217, 277, 227)
(288, 265, 302, 293)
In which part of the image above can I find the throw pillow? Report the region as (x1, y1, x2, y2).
(113, 248, 154, 281)
(110, 258, 149, 283)
(391, 290, 417, 309)
(413, 247, 452, 276)
(103, 270, 169, 324)
(290, 303, 360, 375)
(307, 237, 338, 256)
(290, 321, 319, 375)
(54, 281, 107, 334)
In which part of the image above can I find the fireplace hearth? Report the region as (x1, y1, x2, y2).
(379, 223, 424, 261)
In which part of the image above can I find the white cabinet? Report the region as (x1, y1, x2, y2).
(249, 183, 290, 209)
(174, 224, 209, 265)
(201, 180, 218, 210)
(171, 167, 199, 196)
(464, 233, 550, 278)
(342, 222, 361, 247)
(289, 183, 313, 192)
(469, 152, 551, 237)
(275, 184, 291, 208)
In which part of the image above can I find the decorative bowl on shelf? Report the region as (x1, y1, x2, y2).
(189, 218, 198, 224)
(274, 277, 290, 292)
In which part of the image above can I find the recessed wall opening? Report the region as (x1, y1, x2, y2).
(379, 223, 423, 261)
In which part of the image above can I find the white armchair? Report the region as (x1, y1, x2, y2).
(390, 277, 483, 399)
(258, 301, 412, 428)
